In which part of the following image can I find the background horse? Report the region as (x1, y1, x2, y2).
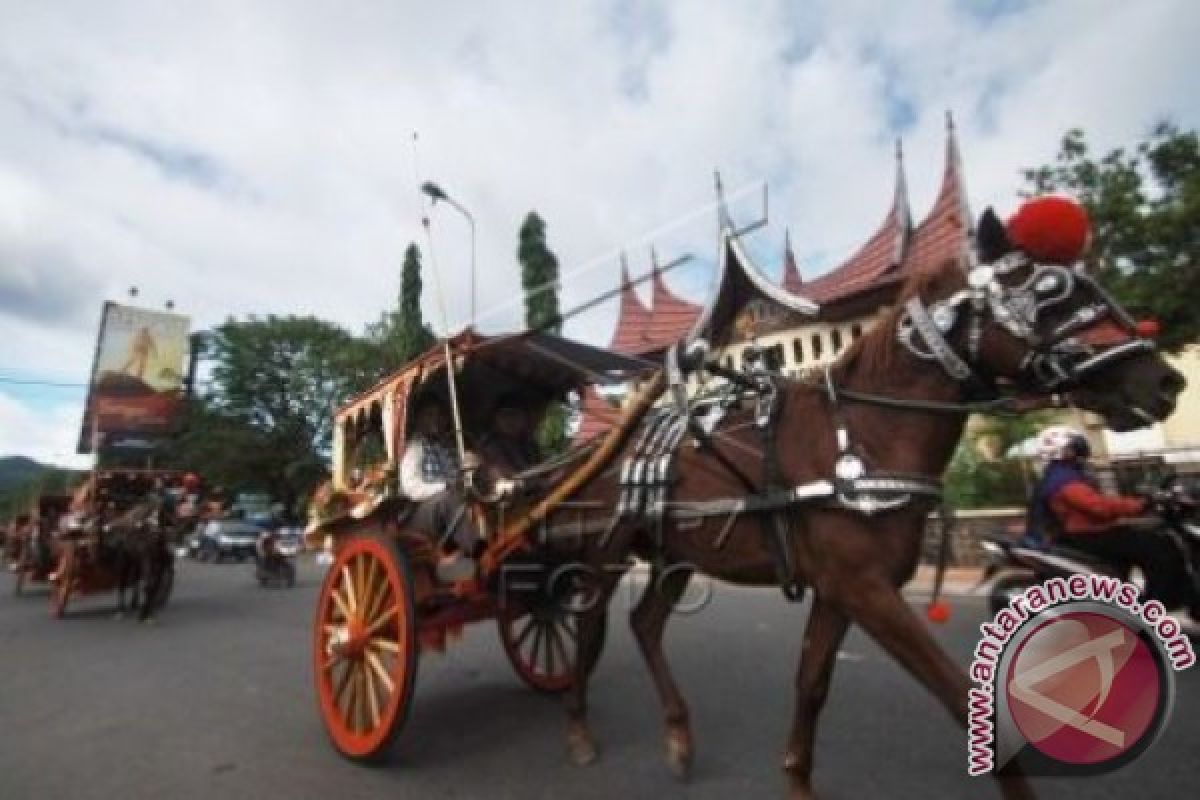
(554, 208, 1184, 800)
(103, 499, 174, 622)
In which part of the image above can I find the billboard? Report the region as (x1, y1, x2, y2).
(77, 302, 191, 453)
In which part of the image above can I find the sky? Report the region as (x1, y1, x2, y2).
(1, 0, 1198, 467)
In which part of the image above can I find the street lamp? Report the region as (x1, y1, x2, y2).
(420, 181, 477, 329)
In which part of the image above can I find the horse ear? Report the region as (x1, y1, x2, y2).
(975, 207, 1012, 263)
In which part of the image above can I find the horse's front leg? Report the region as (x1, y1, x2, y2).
(629, 562, 695, 779)
(783, 593, 849, 800)
(834, 576, 1036, 800)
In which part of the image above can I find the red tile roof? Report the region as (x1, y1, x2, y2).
(573, 385, 621, 443)
(797, 120, 969, 309)
(608, 261, 655, 355)
(608, 257, 702, 357)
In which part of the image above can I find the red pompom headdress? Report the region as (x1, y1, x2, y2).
(1006, 196, 1091, 265)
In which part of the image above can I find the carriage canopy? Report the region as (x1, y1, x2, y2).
(331, 330, 651, 490)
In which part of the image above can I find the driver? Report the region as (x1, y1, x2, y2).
(1028, 427, 1200, 619)
(398, 395, 480, 582)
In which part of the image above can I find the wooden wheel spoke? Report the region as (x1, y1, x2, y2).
(366, 605, 399, 638)
(361, 558, 383, 622)
(364, 664, 382, 729)
(341, 565, 358, 613)
(330, 587, 353, 622)
(513, 616, 537, 649)
(369, 637, 400, 654)
(558, 614, 578, 644)
(333, 663, 354, 712)
(544, 622, 560, 676)
(353, 555, 366, 611)
(366, 650, 395, 694)
(547, 621, 571, 674)
(528, 624, 544, 675)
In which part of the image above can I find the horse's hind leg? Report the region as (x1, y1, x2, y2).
(782, 593, 849, 800)
(835, 578, 1035, 800)
(629, 562, 695, 779)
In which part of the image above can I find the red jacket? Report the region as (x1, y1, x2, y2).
(1049, 480, 1146, 535)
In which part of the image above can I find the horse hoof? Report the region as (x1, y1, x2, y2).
(113, 612, 125, 621)
(666, 734, 693, 781)
(567, 734, 598, 767)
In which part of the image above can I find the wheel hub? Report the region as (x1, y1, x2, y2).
(328, 618, 368, 659)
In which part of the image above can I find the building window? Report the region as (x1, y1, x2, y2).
(764, 343, 785, 371)
(831, 328, 843, 353)
(851, 322, 863, 340)
(792, 338, 804, 364)
(811, 333, 823, 361)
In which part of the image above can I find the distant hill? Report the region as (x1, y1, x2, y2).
(0, 456, 47, 493)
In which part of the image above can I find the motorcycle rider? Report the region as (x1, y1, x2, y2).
(1028, 427, 1200, 616)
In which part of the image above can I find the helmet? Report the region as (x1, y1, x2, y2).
(1036, 426, 1089, 461)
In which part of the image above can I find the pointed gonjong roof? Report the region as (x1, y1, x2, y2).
(607, 252, 704, 357)
(795, 114, 971, 309)
(801, 138, 913, 305)
(607, 254, 655, 355)
(781, 229, 805, 294)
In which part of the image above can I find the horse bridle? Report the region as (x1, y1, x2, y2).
(897, 252, 1156, 394)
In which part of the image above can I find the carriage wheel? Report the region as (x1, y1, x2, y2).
(313, 535, 418, 762)
(497, 579, 606, 694)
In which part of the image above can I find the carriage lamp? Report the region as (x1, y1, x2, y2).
(1136, 319, 1161, 339)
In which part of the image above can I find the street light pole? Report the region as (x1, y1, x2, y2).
(420, 181, 477, 329)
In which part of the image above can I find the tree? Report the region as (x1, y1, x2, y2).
(178, 315, 379, 512)
(1023, 123, 1200, 351)
(517, 212, 567, 452)
(518, 212, 562, 334)
(369, 243, 436, 371)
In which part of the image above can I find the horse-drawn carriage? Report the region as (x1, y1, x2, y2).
(50, 467, 182, 619)
(7, 493, 72, 596)
(307, 330, 654, 758)
(309, 192, 1182, 800)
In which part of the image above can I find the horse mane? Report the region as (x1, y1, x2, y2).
(826, 259, 967, 381)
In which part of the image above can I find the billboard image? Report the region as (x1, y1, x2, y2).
(78, 302, 191, 453)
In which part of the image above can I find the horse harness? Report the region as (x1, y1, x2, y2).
(614, 347, 943, 601)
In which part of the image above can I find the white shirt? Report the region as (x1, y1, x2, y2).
(398, 437, 449, 501)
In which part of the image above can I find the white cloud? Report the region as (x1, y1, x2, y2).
(0, 391, 91, 468)
(0, 0, 1197, 457)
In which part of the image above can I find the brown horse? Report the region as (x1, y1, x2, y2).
(552, 209, 1184, 799)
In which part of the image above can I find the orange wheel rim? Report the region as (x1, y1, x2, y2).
(313, 538, 415, 758)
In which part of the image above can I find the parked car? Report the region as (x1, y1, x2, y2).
(188, 517, 263, 562)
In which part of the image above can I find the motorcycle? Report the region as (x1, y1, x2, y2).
(978, 473, 1200, 617)
(253, 531, 296, 589)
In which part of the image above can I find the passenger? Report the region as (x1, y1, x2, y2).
(478, 394, 540, 482)
(398, 395, 480, 582)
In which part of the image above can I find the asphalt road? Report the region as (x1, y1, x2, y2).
(2, 558, 1197, 800)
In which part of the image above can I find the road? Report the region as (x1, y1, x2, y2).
(1, 558, 1197, 799)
